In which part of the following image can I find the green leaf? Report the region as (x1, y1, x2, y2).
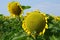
(49, 35, 57, 40)
(21, 6, 31, 10)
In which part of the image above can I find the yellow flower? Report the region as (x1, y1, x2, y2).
(8, 1, 23, 17)
(54, 16, 60, 21)
(22, 10, 48, 38)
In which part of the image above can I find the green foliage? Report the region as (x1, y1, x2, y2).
(0, 14, 60, 40)
(0, 14, 34, 40)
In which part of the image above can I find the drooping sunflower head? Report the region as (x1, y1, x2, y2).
(22, 10, 48, 37)
(8, 1, 23, 17)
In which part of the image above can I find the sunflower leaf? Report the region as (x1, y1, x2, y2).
(21, 6, 31, 10)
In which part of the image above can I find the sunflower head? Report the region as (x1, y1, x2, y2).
(22, 10, 48, 38)
(8, 1, 23, 17)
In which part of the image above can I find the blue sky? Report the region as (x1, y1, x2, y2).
(0, 0, 60, 16)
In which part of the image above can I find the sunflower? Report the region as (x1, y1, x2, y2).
(22, 10, 48, 38)
(8, 1, 23, 17)
(54, 16, 60, 21)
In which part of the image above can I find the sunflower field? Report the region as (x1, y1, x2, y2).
(0, 1, 60, 40)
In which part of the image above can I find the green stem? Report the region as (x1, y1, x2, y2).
(35, 35, 38, 40)
(33, 34, 38, 40)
